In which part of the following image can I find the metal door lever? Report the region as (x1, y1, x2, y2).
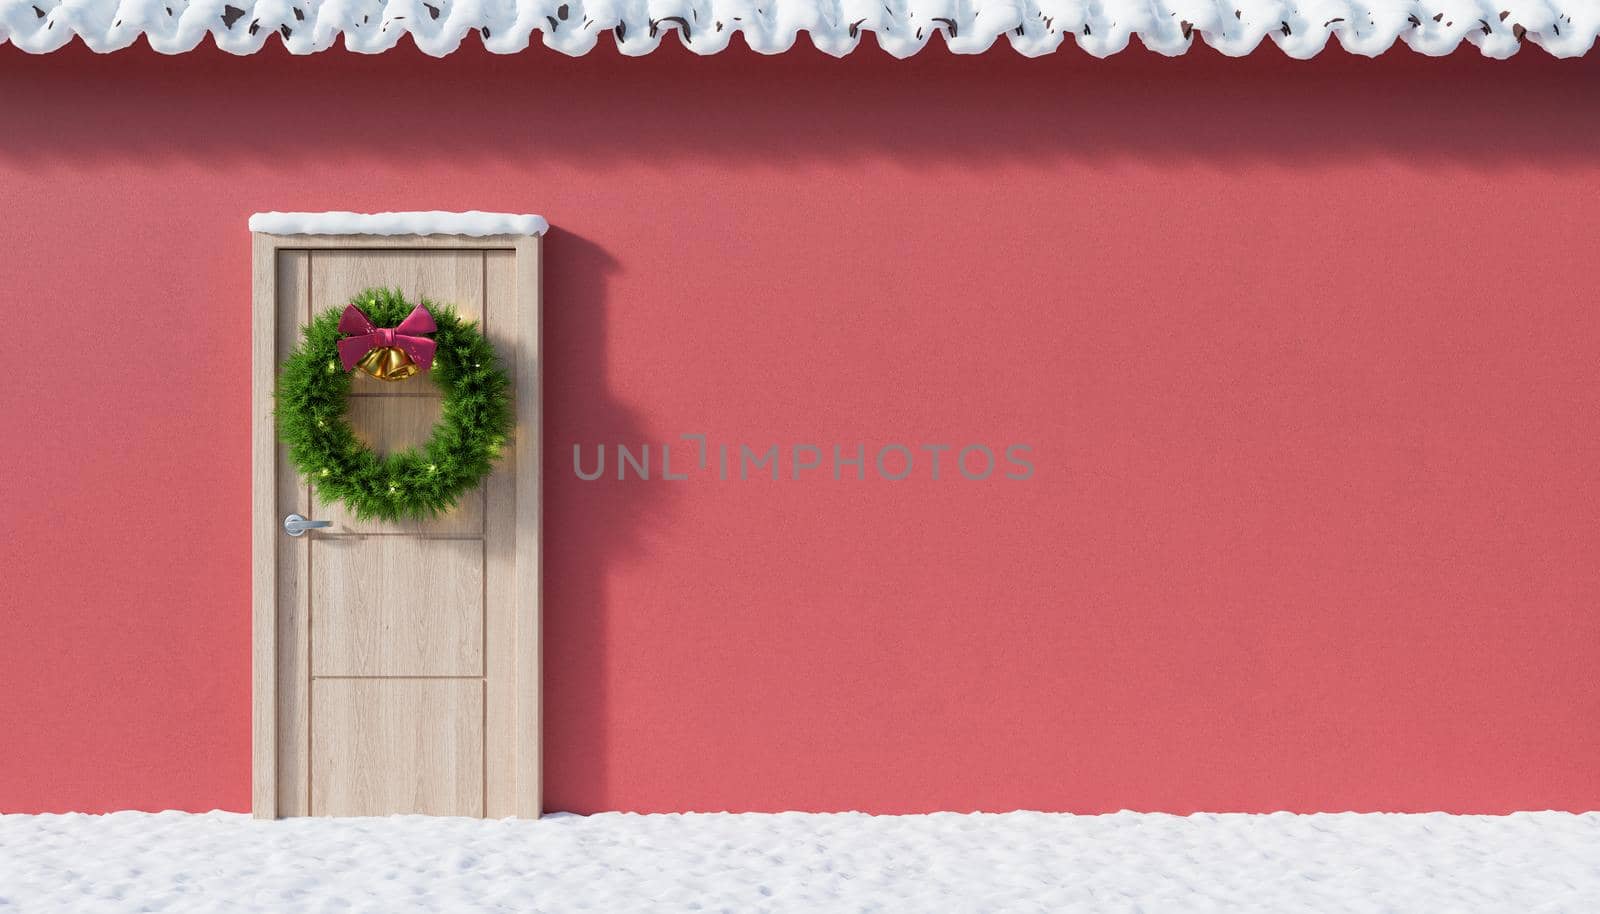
(283, 514, 332, 537)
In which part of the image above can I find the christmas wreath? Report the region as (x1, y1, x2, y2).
(276, 288, 512, 521)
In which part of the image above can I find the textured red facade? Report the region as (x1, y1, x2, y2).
(1, 43, 1597, 814)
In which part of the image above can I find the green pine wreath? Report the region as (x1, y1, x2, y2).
(276, 288, 512, 521)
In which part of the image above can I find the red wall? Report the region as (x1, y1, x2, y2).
(1, 42, 1597, 815)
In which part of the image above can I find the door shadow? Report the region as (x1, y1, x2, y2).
(540, 228, 672, 812)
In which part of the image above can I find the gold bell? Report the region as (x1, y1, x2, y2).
(356, 346, 422, 382)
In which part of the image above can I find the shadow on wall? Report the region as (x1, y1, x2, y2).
(0, 39, 1598, 167)
(539, 229, 673, 812)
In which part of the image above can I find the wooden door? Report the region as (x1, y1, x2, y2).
(251, 232, 541, 818)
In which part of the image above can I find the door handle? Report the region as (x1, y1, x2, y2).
(283, 514, 333, 537)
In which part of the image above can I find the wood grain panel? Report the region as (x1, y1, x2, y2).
(485, 250, 517, 386)
(483, 248, 516, 816)
(512, 236, 544, 817)
(272, 249, 312, 816)
(311, 537, 484, 677)
(311, 249, 483, 397)
(254, 240, 309, 817)
(311, 678, 484, 817)
(311, 395, 485, 535)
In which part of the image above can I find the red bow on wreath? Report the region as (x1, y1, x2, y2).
(336, 304, 437, 380)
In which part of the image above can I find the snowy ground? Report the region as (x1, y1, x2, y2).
(2, 810, 1597, 913)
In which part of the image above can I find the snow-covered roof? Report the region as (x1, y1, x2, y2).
(3, 0, 1594, 58)
(250, 211, 549, 237)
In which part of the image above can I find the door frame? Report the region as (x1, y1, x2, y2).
(250, 230, 543, 818)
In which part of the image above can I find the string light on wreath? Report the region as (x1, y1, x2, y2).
(275, 287, 513, 521)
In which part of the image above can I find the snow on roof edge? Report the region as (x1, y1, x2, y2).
(4, 0, 1597, 60)
(250, 211, 549, 237)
